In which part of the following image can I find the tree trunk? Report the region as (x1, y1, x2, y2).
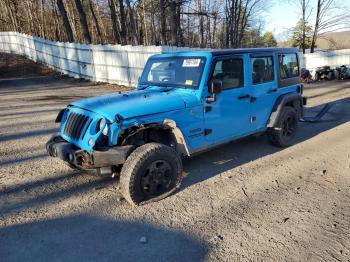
(150, 0, 157, 44)
(40, 0, 46, 38)
(56, 0, 75, 42)
(74, 0, 91, 43)
(170, 1, 178, 46)
(301, 0, 306, 54)
(311, 0, 321, 53)
(159, 0, 167, 45)
(24, 0, 35, 35)
(177, 2, 184, 46)
(94, 2, 107, 42)
(225, 1, 230, 48)
(88, 0, 103, 43)
(4, 0, 19, 31)
(125, 0, 138, 45)
(142, 0, 148, 45)
(109, 0, 121, 43)
(206, 0, 211, 47)
(118, 0, 127, 45)
(198, 0, 204, 47)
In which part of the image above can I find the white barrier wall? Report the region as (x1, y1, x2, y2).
(0, 32, 206, 86)
(0, 32, 349, 85)
(303, 49, 350, 73)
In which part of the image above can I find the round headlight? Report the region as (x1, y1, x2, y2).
(102, 124, 109, 136)
(96, 118, 105, 133)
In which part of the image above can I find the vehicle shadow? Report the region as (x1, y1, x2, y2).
(0, 215, 207, 262)
(180, 97, 350, 191)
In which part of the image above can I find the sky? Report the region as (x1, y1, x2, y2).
(263, 0, 350, 41)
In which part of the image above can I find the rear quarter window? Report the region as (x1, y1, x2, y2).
(278, 53, 299, 79)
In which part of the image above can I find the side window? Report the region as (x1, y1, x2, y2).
(251, 56, 274, 84)
(211, 58, 244, 90)
(278, 53, 299, 79)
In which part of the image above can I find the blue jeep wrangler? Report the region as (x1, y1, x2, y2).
(47, 48, 306, 205)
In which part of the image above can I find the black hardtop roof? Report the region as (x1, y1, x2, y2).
(210, 47, 299, 56)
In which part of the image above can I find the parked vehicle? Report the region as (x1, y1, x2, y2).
(336, 65, 349, 80)
(301, 68, 313, 83)
(314, 65, 334, 81)
(47, 48, 307, 205)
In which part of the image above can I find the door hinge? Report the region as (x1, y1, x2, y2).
(250, 116, 256, 123)
(204, 106, 212, 113)
(204, 128, 212, 136)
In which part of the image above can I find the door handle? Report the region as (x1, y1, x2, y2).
(267, 88, 278, 93)
(237, 94, 250, 100)
(250, 96, 257, 103)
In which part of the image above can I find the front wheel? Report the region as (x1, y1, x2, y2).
(268, 106, 298, 147)
(120, 143, 183, 205)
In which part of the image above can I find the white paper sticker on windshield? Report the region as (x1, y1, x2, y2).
(182, 59, 201, 67)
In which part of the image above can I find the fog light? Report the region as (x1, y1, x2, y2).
(88, 138, 94, 146)
(68, 153, 74, 162)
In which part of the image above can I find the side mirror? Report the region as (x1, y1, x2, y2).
(209, 79, 222, 94)
(206, 79, 222, 103)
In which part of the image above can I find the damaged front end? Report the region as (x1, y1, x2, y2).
(46, 106, 132, 171)
(46, 136, 133, 169)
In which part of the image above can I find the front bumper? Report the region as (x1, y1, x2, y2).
(46, 136, 133, 169)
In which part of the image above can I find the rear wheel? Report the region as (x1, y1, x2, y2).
(268, 106, 298, 147)
(120, 143, 183, 205)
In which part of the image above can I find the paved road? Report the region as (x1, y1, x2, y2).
(0, 67, 350, 261)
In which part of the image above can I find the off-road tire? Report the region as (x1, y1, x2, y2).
(120, 143, 183, 206)
(268, 106, 298, 147)
(314, 72, 320, 81)
(327, 71, 333, 80)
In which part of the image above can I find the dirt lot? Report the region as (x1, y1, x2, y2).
(0, 53, 349, 261)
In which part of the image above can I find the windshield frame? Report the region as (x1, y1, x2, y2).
(139, 56, 207, 90)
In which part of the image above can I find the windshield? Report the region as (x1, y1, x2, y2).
(139, 57, 206, 89)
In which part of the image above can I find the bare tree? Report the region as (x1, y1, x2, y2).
(159, 0, 167, 45)
(88, 0, 103, 43)
(118, 0, 127, 44)
(108, 0, 121, 43)
(300, 0, 311, 53)
(56, 0, 75, 42)
(0, 0, 279, 49)
(74, 0, 91, 43)
(310, 0, 350, 53)
(125, 0, 138, 45)
(170, 0, 178, 46)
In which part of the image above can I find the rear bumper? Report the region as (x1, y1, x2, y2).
(46, 136, 133, 169)
(303, 96, 307, 106)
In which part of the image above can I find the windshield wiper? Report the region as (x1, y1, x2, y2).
(160, 86, 176, 92)
(138, 84, 151, 90)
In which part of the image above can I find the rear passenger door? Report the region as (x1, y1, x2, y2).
(249, 53, 278, 130)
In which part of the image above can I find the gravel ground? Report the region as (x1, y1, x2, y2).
(0, 53, 349, 261)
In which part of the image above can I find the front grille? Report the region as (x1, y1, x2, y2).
(63, 111, 92, 140)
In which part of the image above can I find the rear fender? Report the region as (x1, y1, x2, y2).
(267, 93, 304, 128)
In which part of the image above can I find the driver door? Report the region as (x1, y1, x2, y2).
(204, 55, 253, 143)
